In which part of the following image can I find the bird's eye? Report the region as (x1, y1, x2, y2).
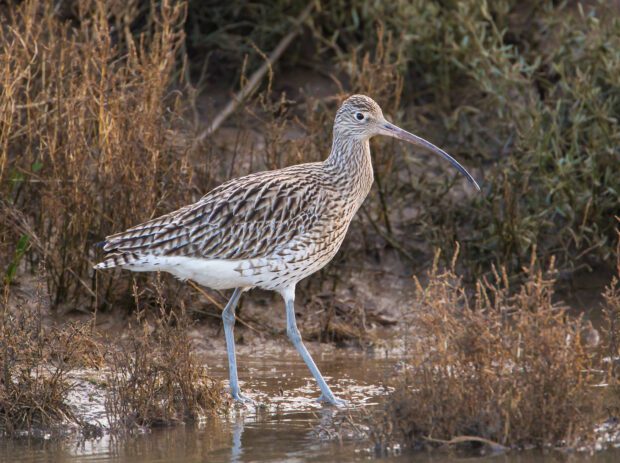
(355, 112, 365, 121)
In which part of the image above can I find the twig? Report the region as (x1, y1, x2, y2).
(423, 435, 508, 452)
(187, 280, 262, 335)
(66, 267, 97, 299)
(187, 280, 225, 310)
(196, 1, 315, 141)
(359, 206, 416, 262)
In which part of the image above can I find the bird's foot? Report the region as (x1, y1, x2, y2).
(316, 394, 347, 407)
(231, 391, 255, 405)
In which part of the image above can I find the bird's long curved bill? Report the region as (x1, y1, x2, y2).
(381, 121, 480, 191)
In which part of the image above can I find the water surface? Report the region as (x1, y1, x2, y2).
(1, 344, 618, 462)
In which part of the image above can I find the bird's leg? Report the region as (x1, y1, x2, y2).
(222, 288, 253, 403)
(282, 287, 346, 407)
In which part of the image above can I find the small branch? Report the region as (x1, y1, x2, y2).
(196, 1, 316, 141)
(423, 435, 508, 453)
(187, 280, 262, 335)
(359, 206, 416, 262)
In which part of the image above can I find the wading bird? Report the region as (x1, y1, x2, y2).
(94, 95, 479, 406)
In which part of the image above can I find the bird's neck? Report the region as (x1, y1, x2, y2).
(324, 133, 374, 205)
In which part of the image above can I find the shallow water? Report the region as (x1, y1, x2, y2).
(1, 344, 619, 463)
(6, 421, 620, 463)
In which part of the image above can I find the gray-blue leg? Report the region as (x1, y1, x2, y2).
(282, 287, 346, 407)
(222, 288, 252, 403)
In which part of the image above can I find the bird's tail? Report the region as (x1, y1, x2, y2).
(94, 209, 183, 271)
(93, 252, 141, 270)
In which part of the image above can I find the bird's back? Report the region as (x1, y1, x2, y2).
(95, 162, 353, 287)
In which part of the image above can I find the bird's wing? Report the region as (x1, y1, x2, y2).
(99, 164, 328, 262)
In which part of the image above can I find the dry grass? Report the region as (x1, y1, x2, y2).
(1, 273, 224, 436)
(602, 226, 620, 395)
(0, 284, 224, 437)
(372, 248, 603, 451)
(0, 0, 196, 310)
(0, 280, 100, 436)
(104, 278, 226, 431)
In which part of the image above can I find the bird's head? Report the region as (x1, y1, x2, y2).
(335, 94, 480, 191)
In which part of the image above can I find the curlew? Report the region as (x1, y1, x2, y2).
(94, 95, 479, 406)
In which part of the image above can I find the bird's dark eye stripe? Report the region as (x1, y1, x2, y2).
(355, 112, 364, 120)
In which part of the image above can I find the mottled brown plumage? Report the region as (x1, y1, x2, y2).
(95, 95, 479, 406)
(100, 164, 347, 263)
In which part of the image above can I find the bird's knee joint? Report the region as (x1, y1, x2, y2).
(222, 310, 236, 326)
(287, 326, 302, 345)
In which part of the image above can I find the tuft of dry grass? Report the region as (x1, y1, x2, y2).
(373, 248, 603, 451)
(1, 272, 224, 436)
(0, 281, 101, 436)
(104, 278, 226, 431)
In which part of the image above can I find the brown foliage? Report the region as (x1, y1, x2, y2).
(0, 282, 100, 436)
(0, 0, 194, 309)
(602, 226, 620, 389)
(374, 248, 602, 450)
(104, 279, 225, 431)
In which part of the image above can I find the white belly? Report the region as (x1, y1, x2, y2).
(121, 249, 337, 291)
(122, 255, 263, 290)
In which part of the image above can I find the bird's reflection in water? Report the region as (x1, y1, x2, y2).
(226, 403, 344, 463)
(230, 414, 244, 463)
